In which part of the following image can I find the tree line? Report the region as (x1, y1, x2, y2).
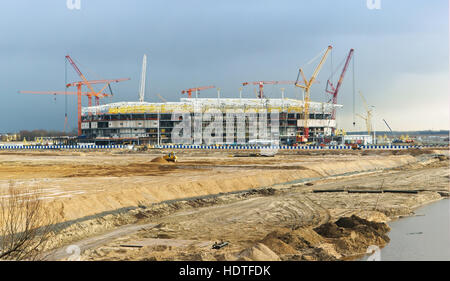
(18, 129, 77, 140)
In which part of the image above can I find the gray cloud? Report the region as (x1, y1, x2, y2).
(0, 0, 448, 132)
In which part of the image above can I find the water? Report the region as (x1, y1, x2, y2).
(366, 199, 450, 261)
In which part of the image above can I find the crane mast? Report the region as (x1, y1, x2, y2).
(357, 91, 373, 135)
(326, 49, 354, 127)
(139, 54, 147, 102)
(295, 45, 332, 142)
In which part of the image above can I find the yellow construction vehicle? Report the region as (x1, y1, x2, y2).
(336, 129, 347, 136)
(163, 152, 177, 162)
(136, 144, 152, 151)
(23, 138, 32, 147)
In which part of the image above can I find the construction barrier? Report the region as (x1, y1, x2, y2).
(0, 144, 445, 151)
(0, 145, 126, 150)
(155, 144, 445, 150)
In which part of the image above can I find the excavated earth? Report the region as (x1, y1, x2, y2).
(0, 148, 448, 261)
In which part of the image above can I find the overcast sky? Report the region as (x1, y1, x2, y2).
(0, 0, 448, 132)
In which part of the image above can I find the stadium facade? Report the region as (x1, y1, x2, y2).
(81, 98, 341, 145)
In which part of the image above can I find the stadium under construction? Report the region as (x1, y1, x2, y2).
(80, 98, 341, 145)
(21, 46, 362, 146)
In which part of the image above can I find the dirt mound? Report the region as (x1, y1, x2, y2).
(151, 156, 169, 163)
(258, 216, 391, 260)
(314, 215, 390, 257)
(237, 243, 281, 261)
(259, 227, 335, 260)
(260, 229, 300, 255)
(315, 215, 389, 238)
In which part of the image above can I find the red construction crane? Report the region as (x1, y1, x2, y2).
(65, 78, 129, 106)
(242, 81, 296, 99)
(65, 78, 130, 135)
(19, 90, 99, 96)
(325, 49, 354, 131)
(181, 85, 215, 98)
(19, 80, 119, 135)
(20, 56, 130, 136)
(65, 55, 130, 107)
(65, 54, 130, 135)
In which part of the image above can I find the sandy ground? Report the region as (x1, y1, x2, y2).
(0, 148, 448, 260)
(0, 149, 418, 221)
(79, 156, 448, 261)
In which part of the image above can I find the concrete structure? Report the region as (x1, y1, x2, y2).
(81, 98, 342, 145)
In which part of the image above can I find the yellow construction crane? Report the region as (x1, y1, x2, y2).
(157, 93, 167, 103)
(295, 45, 333, 142)
(356, 91, 373, 135)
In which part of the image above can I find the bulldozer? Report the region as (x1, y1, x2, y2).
(163, 152, 177, 162)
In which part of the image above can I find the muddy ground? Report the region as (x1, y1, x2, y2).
(0, 148, 448, 261)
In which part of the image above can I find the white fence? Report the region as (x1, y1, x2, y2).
(0, 145, 125, 150)
(156, 144, 444, 150)
(0, 144, 445, 150)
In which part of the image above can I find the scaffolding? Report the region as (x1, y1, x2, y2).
(82, 98, 341, 116)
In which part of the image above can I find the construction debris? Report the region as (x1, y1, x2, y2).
(212, 241, 229, 250)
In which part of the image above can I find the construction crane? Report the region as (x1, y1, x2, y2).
(383, 119, 393, 135)
(19, 79, 121, 136)
(325, 49, 354, 131)
(65, 54, 130, 135)
(139, 54, 147, 102)
(295, 45, 333, 142)
(65, 55, 130, 107)
(19, 90, 104, 96)
(65, 78, 130, 135)
(356, 91, 373, 135)
(65, 55, 102, 107)
(19, 88, 113, 133)
(20, 56, 130, 136)
(181, 85, 215, 98)
(241, 81, 296, 99)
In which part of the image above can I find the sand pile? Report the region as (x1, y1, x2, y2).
(260, 227, 336, 261)
(261, 227, 324, 252)
(237, 243, 281, 261)
(151, 156, 169, 163)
